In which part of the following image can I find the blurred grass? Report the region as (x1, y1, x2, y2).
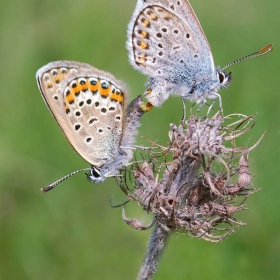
(0, 0, 279, 279)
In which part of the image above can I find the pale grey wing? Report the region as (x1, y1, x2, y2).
(127, 0, 215, 83)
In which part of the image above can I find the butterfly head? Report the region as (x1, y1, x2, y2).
(216, 69, 232, 90)
(87, 166, 106, 184)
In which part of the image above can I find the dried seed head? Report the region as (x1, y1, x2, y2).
(120, 113, 261, 242)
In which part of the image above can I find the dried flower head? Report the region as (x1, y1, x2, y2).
(120, 113, 262, 243)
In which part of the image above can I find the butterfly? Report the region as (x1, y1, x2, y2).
(36, 61, 151, 192)
(127, 0, 272, 108)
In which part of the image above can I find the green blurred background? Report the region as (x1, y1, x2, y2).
(0, 0, 279, 279)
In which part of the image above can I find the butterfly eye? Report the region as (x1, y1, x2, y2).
(90, 167, 101, 178)
(218, 72, 225, 84)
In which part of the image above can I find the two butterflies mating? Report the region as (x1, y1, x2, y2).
(36, 0, 272, 192)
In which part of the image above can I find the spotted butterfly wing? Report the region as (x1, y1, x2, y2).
(127, 0, 214, 78)
(36, 61, 127, 168)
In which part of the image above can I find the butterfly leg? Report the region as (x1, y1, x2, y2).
(181, 96, 187, 121)
(212, 93, 223, 115)
(189, 102, 197, 116)
(197, 99, 206, 114)
(206, 99, 216, 117)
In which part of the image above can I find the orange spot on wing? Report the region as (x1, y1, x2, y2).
(66, 90, 75, 103)
(139, 41, 149, 49)
(141, 19, 151, 28)
(149, 14, 158, 21)
(58, 71, 67, 79)
(74, 84, 82, 95)
(89, 81, 99, 92)
(65, 106, 70, 114)
(80, 82, 88, 92)
(100, 84, 110, 97)
(54, 71, 67, 85)
(141, 31, 149, 39)
(110, 91, 124, 103)
(137, 54, 147, 64)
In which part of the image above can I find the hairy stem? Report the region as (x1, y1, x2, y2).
(137, 223, 170, 280)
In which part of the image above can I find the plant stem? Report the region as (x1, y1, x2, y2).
(137, 223, 170, 280)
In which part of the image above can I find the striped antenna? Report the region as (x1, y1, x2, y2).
(221, 44, 273, 71)
(40, 168, 91, 193)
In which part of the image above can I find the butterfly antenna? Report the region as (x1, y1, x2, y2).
(40, 168, 91, 193)
(221, 44, 273, 71)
